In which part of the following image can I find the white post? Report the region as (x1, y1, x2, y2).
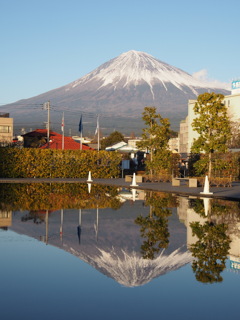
(130, 172, 138, 187)
(87, 171, 93, 182)
(203, 198, 210, 216)
(132, 188, 137, 201)
(200, 175, 213, 195)
(87, 182, 92, 193)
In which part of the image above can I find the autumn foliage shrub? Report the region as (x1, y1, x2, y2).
(0, 148, 122, 178)
(188, 152, 240, 180)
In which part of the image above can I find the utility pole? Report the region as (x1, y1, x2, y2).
(43, 101, 51, 147)
(96, 114, 100, 152)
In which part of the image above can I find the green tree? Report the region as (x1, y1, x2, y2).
(101, 131, 126, 150)
(190, 221, 231, 283)
(191, 92, 232, 178)
(137, 106, 171, 178)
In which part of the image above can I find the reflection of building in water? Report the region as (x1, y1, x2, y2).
(0, 210, 12, 229)
(208, 210, 240, 260)
(177, 197, 188, 226)
(177, 197, 206, 247)
(229, 256, 240, 273)
(117, 188, 145, 202)
(227, 223, 240, 258)
(177, 197, 240, 259)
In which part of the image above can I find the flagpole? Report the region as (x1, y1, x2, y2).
(95, 205, 99, 241)
(95, 115, 99, 152)
(78, 209, 82, 245)
(60, 208, 63, 242)
(81, 131, 82, 150)
(62, 112, 64, 150)
(97, 116, 100, 152)
(79, 114, 83, 150)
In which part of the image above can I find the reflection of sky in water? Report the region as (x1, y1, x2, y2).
(0, 196, 240, 319)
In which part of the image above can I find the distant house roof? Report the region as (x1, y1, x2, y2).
(117, 145, 139, 153)
(23, 129, 93, 150)
(105, 141, 140, 153)
(105, 141, 127, 151)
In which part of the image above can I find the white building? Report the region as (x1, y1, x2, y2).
(177, 197, 240, 259)
(168, 137, 179, 153)
(178, 117, 188, 154)
(0, 113, 13, 145)
(187, 81, 240, 153)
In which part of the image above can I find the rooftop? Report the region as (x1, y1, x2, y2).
(23, 129, 93, 150)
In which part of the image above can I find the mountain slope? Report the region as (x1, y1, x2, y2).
(4, 50, 230, 134)
(67, 50, 216, 96)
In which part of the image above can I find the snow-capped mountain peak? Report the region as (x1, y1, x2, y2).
(69, 50, 220, 97)
(6, 49, 230, 130)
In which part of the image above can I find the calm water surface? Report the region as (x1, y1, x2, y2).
(0, 183, 239, 320)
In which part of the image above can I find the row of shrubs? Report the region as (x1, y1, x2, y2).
(1, 148, 240, 181)
(0, 148, 122, 178)
(188, 152, 240, 180)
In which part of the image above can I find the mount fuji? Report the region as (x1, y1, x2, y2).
(5, 50, 230, 134)
(10, 200, 193, 287)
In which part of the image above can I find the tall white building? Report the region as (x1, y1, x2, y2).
(187, 81, 240, 153)
(178, 116, 188, 154)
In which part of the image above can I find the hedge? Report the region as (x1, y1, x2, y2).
(0, 148, 122, 178)
(188, 152, 240, 180)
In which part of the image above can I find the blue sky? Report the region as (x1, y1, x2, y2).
(1, 0, 239, 104)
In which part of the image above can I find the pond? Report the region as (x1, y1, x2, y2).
(0, 183, 239, 320)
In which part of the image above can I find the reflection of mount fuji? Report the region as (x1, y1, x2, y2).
(10, 200, 192, 287)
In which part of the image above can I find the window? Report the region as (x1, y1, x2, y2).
(0, 126, 11, 133)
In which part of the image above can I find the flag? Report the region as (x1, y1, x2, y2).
(79, 115, 83, 134)
(95, 115, 99, 135)
(61, 112, 64, 132)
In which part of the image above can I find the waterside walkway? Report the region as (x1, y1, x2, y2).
(1, 177, 240, 201)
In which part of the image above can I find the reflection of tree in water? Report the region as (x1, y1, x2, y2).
(190, 198, 240, 220)
(189, 198, 205, 217)
(190, 221, 231, 284)
(135, 192, 173, 260)
(0, 183, 123, 211)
